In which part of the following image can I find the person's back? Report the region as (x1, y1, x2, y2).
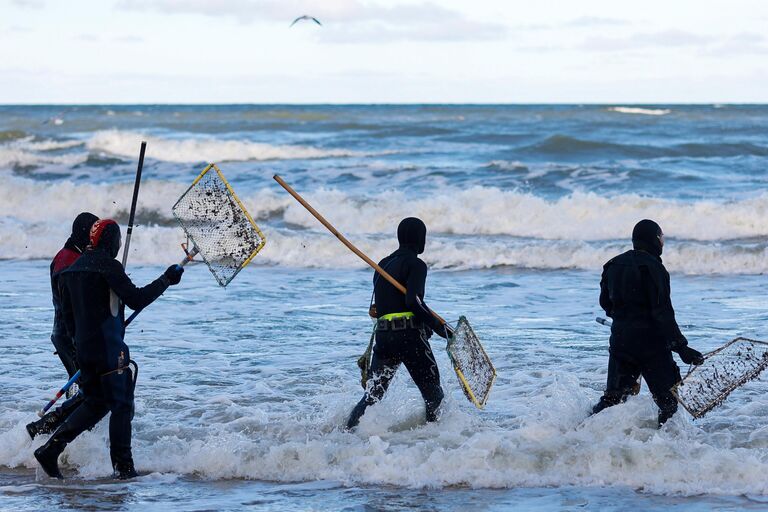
(36, 219, 184, 480)
(600, 248, 678, 359)
(346, 217, 448, 430)
(62, 249, 134, 375)
(593, 219, 704, 426)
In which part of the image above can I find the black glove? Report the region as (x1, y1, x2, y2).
(675, 346, 704, 366)
(164, 264, 184, 285)
(435, 323, 454, 340)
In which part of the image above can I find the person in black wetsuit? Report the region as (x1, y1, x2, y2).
(346, 217, 451, 430)
(592, 219, 704, 426)
(34, 219, 184, 479)
(26, 212, 98, 440)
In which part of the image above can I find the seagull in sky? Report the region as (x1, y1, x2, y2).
(290, 15, 322, 27)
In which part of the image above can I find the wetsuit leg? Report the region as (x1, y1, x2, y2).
(640, 351, 681, 426)
(401, 328, 443, 422)
(34, 387, 109, 478)
(592, 352, 641, 414)
(346, 333, 400, 430)
(51, 333, 78, 379)
(102, 369, 136, 469)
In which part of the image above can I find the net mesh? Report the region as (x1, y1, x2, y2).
(447, 316, 496, 408)
(172, 164, 266, 287)
(672, 337, 768, 418)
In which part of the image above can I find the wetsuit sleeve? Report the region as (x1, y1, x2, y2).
(103, 261, 170, 312)
(642, 266, 687, 349)
(599, 265, 613, 317)
(405, 259, 446, 337)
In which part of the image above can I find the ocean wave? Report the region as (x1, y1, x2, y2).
(609, 106, 671, 116)
(0, 137, 87, 168)
(0, 130, 28, 142)
(3, 378, 768, 494)
(0, 131, 362, 169)
(86, 130, 361, 163)
(2, 177, 768, 244)
(521, 134, 768, 159)
(2, 217, 767, 275)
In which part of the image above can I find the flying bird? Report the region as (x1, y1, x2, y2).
(290, 15, 322, 27)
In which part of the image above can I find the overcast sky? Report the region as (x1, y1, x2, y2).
(1, 0, 767, 103)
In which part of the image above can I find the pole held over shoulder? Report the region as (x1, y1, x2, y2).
(273, 174, 448, 326)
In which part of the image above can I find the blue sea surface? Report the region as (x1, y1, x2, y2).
(1, 105, 768, 510)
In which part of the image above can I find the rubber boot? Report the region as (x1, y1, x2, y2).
(33, 436, 67, 479)
(424, 388, 444, 423)
(345, 397, 370, 431)
(27, 414, 61, 440)
(657, 398, 678, 428)
(112, 454, 138, 480)
(26, 393, 84, 440)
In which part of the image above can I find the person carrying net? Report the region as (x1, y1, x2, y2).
(34, 219, 184, 480)
(346, 217, 451, 430)
(592, 219, 705, 427)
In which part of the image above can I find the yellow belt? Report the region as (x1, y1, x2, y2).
(379, 311, 415, 321)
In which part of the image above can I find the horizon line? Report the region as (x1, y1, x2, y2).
(2, 101, 767, 107)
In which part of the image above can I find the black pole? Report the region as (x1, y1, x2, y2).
(122, 141, 146, 268)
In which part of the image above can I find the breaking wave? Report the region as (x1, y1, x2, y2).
(609, 106, 671, 116)
(4, 176, 768, 241)
(3, 375, 768, 494)
(0, 131, 361, 169)
(0, 176, 767, 274)
(85, 130, 361, 163)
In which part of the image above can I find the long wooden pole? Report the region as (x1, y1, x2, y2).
(273, 175, 447, 325)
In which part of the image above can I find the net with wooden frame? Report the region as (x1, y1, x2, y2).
(672, 337, 768, 418)
(447, 316, 496, 408)
(172, 164, 266, 287)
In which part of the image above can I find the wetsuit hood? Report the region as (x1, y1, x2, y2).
(89, 219, 121, 259)
(632, 219, 663, 258)
(65, 212, 98, 254)
(397, 217, 426, 254)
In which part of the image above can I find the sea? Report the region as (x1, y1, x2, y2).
(1, 105, 768, 511)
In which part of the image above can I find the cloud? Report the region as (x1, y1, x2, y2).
(563, 16, 632, 28)
(11, 0, 45, 8)
(75, 33, 101, 42)
(116, 0, 508, 42)
(704, 32, 768, 56)
(113, 35, 144, 43)
(580, 30, 716, 51)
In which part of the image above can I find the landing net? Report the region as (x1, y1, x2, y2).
(447, 316, 496, 409)
(172, 164, 266, 287)
(672, 337, 768, 418)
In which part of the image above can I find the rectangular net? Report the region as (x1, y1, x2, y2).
(672, 337, 768, 418)
(447, 316, 496, 409)
(172, 164, 266, 287)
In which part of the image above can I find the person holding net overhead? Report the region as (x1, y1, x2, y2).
(592, 219, 705, 427)
(346, 217, 452, 430)
(34, 219, 184, 480)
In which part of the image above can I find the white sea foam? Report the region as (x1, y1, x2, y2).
(0, 137, 87, 168)
(4, 376, 768, 494)
(86, 130, 360, 163)
(609, 107, 671, 116)
(1, 177, 768, 274)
